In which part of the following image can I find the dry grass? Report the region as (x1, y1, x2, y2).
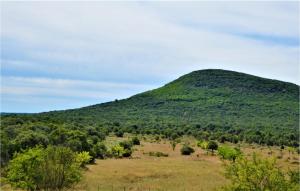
(76, 136, 299, 191)
(2, 135, 299, 191)
(77, 138, 228, 191)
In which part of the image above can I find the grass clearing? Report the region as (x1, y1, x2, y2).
(77, 136, 299, 191)
(77, 139, 228, 191)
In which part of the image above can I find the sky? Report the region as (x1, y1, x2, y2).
(1, 1, 299, 113)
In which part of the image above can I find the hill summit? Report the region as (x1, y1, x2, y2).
(34, 69, 298, 146)
(4, 69, 299, 146)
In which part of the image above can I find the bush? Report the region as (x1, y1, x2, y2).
(197, 140, 208, 150)
(122, 149, 132, 157)
(111, 141, 133, 158)
(218, 146, 242, 162)
(131, 137, 140, 145)
(180, 145, 195, 155)
(207, 140, 218, 154)
(111, 145, 124, 158)
(92, 142, 108, 159)
(76, 151, 92, 167)
(115, 131, 124, 137)
(222, 153, 300, 191)
(6, 147, 44, 190)
(119, 140, 133, 150)
(6, 146, 83, 191)
(148, 151, 168, 157)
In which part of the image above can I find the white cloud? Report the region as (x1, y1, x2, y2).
(1, 76, 157, 99)
(1, 1, 299, 112)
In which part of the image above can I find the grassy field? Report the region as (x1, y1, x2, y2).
(2, 135, 299, 191)
(76, 135, 299, 191)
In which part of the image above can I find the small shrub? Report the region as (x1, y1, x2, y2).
(218, 145, 242, 162)
(119, 140, 133, 150)
(197, 140, 208, 150)
(155, 135, 160, 141)
(111, 141, 133, 158)
(76, 151, 92, 167)
(181, 145, 195, 155)
(131, 137, 140, 145)
(111, 145, 125, 158)
(115, 131, 124, 137)
(92, 142, 108, 159)
(122, 149, 132, 157)
(148, 151, 168, 157)
(207, 140, 218, 154)
(171, 141, 177, 151)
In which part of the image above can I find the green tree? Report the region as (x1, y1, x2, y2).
(207, 140, 218, 155)
(218, 146, 241, 162)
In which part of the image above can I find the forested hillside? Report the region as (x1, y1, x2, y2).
(1, 69, 299, 166)
(41, 69, 300, 144)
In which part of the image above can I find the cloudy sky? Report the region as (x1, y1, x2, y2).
(1, 1, 299, 113)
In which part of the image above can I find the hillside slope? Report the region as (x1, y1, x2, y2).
(2, 69, 299, 146)
(48, 69, 298, 126)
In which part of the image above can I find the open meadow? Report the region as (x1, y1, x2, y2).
(76, 135, 299, 191)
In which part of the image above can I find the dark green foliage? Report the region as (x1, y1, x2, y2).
(119, 140, 133, 150)
(115, 130, 124, 137)
(91, 142, 108, 159)
(289, 170, 300, 185)
(207, 141, 218, 154)
(148, 151, 168, 157)
(131, 137, 140, 145)
(180, 145, 195, 155)
(121, 149, 132, 157)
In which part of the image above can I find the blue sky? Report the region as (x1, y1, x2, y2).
(1, 1, 299, 113)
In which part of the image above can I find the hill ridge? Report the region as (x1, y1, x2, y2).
(2, 69, 299, 146)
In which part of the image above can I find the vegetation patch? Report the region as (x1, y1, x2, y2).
(147, 151, 169, 157)
(180, 145, 195, 155)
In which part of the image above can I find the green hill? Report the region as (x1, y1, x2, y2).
(1, 69, 299, 148)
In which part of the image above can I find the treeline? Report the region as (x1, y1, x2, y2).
(1, 113, 299, 166)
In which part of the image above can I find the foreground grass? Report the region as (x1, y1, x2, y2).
(79, 158, 226, 191)
(77, 135, 299, 191)
(78, 139, 228, 191)
(2, 135, 299, 191)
